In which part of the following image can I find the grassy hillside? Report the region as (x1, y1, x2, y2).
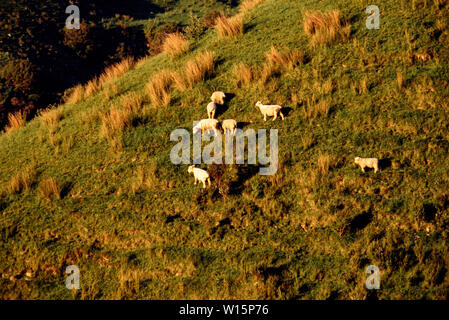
(1, 0, 448, 299)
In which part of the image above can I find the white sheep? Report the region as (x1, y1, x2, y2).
(207, 102, 217, 119)
(221, 119, 237, 135)
(211, 91, 226, 105)
(187, 165, 211, 188)
(193, 119, 220, 136)
(354, 157, 379, 173)
(255, 101, 285, 121)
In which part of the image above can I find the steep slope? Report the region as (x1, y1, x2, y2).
(0, 0, 448, 299)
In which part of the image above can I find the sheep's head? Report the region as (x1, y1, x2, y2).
(354, 157, 361, 164)
(255, 101, 262, 109)
(188, 165, 195, 174)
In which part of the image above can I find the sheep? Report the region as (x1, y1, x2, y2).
(210, 91, 226, 105)
(221, 119, 237, 135)
(255, 101, 285, 121)
(187, 165, 211, 188)
(354, 157, 379, 173)
(207, 102, 217, 119)
(193, 119, 220, 136)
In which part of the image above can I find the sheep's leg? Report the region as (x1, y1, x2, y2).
(280, 111, 285, 120)
(374, 165, 379, 173)
(207, 178, 211, 187)
(202, 180, 207, 189)
(272, 113, 277, 121)
(361, 166, 366, 173)
(194, 178, 197, 184)
(211, 110, 215, 119)
(263, 114, 267, 121)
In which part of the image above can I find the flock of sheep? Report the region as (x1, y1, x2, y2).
(187, 91, 380, 188)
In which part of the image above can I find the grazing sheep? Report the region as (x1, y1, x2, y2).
(188, 165, 211, 188)
(211, 91, 226, 105)
(255, 101, 285, 121)
(354, 157, 379, 173)
(207, 102, 217, 119)
(221, 119, 237, 135)
(193, 119, 220, 136)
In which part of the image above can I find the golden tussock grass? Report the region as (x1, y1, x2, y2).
(172, 51, 215, 91)
(64, 84, 85, 104)
(233, 63, 253, 88)
(215, 15, 244, 39)
(38, 106, 64, 134)
(5, 110, 27, 132)
(265, 46, 305, 69)
(100, 106, 133, 141)
(7, 164, 36, 194)
(303, 96, 331, 121)
(162, 33, 190, 58)
(317, 154, 339, 175)
(303, 10, 351, 47)
(261, 47, 305, 82)
(122, 92, 144, 114)
(39, 177, 60, 200)
(84, 77, 102, 98)
(239, 0, 265, 13)
(99, 57, 135, 85)
(146, 69, 173, 107)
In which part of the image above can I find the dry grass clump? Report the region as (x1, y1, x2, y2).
(303, 95, 331, 121)
(233, 63, 254, 88)
(317, 154, 338, 175)
(84, 77, 102, 98)
(5, 110, 27, 132)
(64, 84, 85, 104)
(122, 92, 144, 114)
(39, 106, 64, 134)
(39, 177, 60, 200)
(265, 46, 305, 70)
(7, 164, 36, 194)
(216, 15, 244, 39)
(240, 0, 265, 13)
(162, 33, 190, 58)
(100, 106, 133, 140)
(99, 105, 134, 151)
(146, 69, 173, 107)
(261, 47, 305, 82)
(99, 57, 135, 85)
(303, 10, 351, 47)
(172, 51, 215, 91)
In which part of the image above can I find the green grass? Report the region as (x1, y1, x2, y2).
(0, 0, 449, 299)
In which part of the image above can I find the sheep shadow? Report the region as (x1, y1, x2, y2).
(282, 107, 293, 117)
(349, 211, 373, 233)
(379, 158, 392, 170)
(229, 165, 260, 195)
(215, 93, 235, 118)
(215, 103, 230, 118)
(60, 182, 74, 199)
(237, 121, 251, 130)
